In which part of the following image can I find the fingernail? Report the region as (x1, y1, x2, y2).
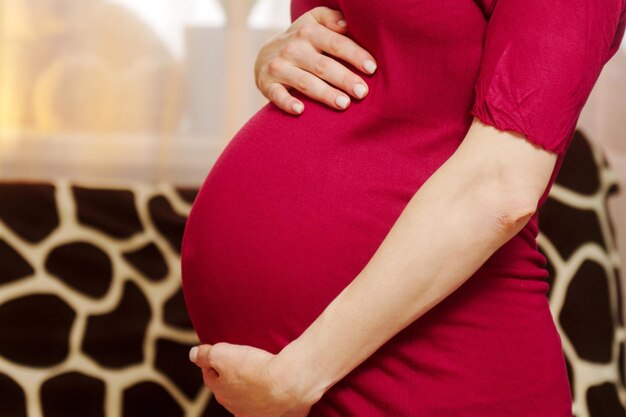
(189, 346, 199, 362)
(337, 19, 346, 27)
(335, 95, 350, 109)
(363, 59, 377, 74)
(292, 102, 304, 113)
(353, 83, 367, 99)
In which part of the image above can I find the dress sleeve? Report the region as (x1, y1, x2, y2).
(470, 0, 626, 155)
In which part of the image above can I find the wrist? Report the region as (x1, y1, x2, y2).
(268, 340, 333, 406)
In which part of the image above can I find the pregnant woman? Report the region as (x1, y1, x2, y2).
(182, 0, 626, 416)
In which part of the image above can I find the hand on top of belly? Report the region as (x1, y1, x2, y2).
(254, 6, 377, 115)
(189, 342, 323, 417)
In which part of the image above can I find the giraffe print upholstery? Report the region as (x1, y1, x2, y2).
(538, 130, 626, 417)
(0, 129, 624, 417)
(0, 180, 220, 417)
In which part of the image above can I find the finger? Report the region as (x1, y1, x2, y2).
(309, 25, 378, 75)
(309, 6, 348, 33)
(190, 344, 218, 370)
(289, 43, 369, 100)
(203, 342, 251, 376)
(201, 367, 220, 391)
(265, 82, 305, 115)
(272, 64, 352, 110)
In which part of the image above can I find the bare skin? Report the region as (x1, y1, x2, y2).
(189, 7, 560, 417)
(254, 7, 378, 114)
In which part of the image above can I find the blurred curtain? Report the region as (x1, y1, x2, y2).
(0, 0, 289, 185)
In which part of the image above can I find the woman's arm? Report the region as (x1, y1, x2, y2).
(188, 116, 559, 416)
(270, 116, 558, 402)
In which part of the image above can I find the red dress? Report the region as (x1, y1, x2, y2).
(181, 0, 626, 415)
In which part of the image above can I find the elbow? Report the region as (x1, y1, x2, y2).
(493, 197, 538, 234)
(476, 170, 542, 234)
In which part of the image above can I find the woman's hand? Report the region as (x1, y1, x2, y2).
(189, 342, 325, 417)
(254, 6, 378, 115)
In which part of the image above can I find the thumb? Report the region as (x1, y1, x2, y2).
(189, 344, 215, 369)
(190, 342, 236, 374)
(310, 6, 347, 33)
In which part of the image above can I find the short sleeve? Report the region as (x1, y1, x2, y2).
(470, 0, 626, 155)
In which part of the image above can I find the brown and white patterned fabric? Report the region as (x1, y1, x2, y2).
(539, 130, 626, 417)
(0, 129, 624, 417)
(0, 179, 221, 416)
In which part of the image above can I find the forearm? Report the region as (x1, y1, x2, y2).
(272, 129, 538, 402)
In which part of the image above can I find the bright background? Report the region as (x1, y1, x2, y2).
(0, 0, 290, 185)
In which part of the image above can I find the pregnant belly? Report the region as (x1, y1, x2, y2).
(178, 98, 573, 417)
(180, 96, 430, 353)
